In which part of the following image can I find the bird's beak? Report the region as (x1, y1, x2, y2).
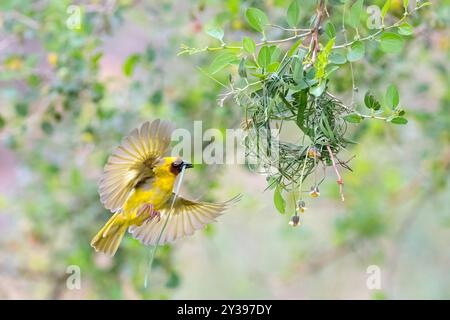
(183, 161, 193, 169)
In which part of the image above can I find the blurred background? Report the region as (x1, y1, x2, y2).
(0, 0, 449, 299)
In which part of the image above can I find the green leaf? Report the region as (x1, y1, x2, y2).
(41, 121, 53, 135)
(310, 81, 326, 97)
(206, 27, 224, 42)
(315, 38, 335, 80)
(344, 113, 362, 123)
(380, 32, 404, 53)
(329, 51, 347, 65)
(297, 48, 307, 62)
(347, 41, 365, 62)
(348, 0, 364, 29)
(0, 115, 5, 129)
(304, 67, 318, 87)
(242, 37, 256, 53)
(245, 7, 269, 33)
(245, 59, 259, 70)
(91, 82, 105, 103)
(123, 54, 140, 77)
(238, 58, 247, 78)
(385, 84, 399, 109)
(294, 80, 310, 90)
(145, 47, 156, 63)
(27, 74, 41, 87)
(268, 45, 281, 63)
(296, 89, 308, 130)
(389, 117, 408, 124)
(267, 62, 280, 72)
(381, 0, 391, 19)
(274, 186, 286, 214)
(321, 115, 336, 142)
(209, 52, 239, 74)
(403, 0, 409, 11)
(257, 46, 271, 68)
(398, 22, 413, 36)
(418, 2, 432, 8)
(166, 271, 180, 288)
(324, 37, 335, 53)
(364, 91, 381, 110)
(324, 65, 339, 78)
(150, 90, 163, 105)
(286, 0, 300, 27)
(325, 22, 336, 38)
(287, 39, 302, 57)
(293, 59, 304, 84)
(15, 102, 28, 117)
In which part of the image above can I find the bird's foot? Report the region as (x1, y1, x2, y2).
(137, 203, 154, 219)
(136, 203, 161, 225)
(147, 210, 161, 224)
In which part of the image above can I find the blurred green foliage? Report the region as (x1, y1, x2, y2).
(0, 0, 449, 299)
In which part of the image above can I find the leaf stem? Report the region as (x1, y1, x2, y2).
(359, 114, 388, 121)
(180, 32, 312, 56)
(260, 31, 312, 46)
(333, 5, 423, 49)
(310, 0, 326, 64)
(326, 144, 345, 202)
(341, 1, 356, 107)
(267, 24, 311, 32)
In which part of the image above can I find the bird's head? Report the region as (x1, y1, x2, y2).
(153, 156, 193, 177)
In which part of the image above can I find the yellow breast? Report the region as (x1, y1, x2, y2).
(122, 175, 176, 217)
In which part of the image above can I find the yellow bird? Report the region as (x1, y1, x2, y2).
(91, 119, 240, 256)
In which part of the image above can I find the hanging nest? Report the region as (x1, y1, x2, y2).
(239, 55, 354, 192)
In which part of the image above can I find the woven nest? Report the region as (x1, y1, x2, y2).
(239, 57, 353, 192)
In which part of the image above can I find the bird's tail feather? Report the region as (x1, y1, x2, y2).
(90, 213, 127, 256)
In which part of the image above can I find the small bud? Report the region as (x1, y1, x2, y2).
(289, 215, 300, 227)
(309, 186, 320, 198)
(296, 200, 307, 214)
(307, 147, 321, 159)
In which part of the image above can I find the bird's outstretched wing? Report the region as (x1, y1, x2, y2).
(129, 194, 242, 245)
(98, 119, 175, 212)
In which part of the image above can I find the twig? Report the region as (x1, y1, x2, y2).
(267, 24, 311, 33)
(298, 146, 311, 201)
(261, 31, 311, 46)
(333, 5, 424, 49)
(216, 80, 263, 107)
(179, 31, 311, 56)
(326, 144, 345, 202)
(310, 0, 326, 64)
(359, 114, 388, 121)
(340, 2, 356, 107)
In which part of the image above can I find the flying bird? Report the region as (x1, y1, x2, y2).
(91, 119, 240, 256)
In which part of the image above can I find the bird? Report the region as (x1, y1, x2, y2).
(91, 119, 241, 256)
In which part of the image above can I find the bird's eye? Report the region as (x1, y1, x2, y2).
(172, 159, 183, 168)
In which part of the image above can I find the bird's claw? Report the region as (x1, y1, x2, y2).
(137, 203, 161, 225)
(137, 203, 154, 218)
(146, 210, 161, 224)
